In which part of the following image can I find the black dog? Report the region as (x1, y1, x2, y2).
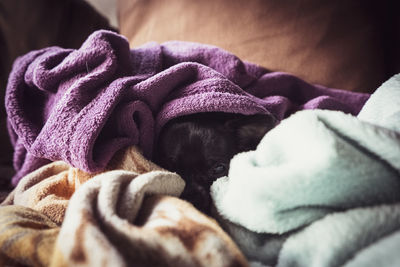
(155, 112, 276, 214)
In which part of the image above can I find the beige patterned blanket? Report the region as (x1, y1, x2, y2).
(0, 146, 247, 267)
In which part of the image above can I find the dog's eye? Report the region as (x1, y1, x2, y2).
(211, 163, 227, 177)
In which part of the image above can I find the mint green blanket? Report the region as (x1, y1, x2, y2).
(211, 74, 400, 267)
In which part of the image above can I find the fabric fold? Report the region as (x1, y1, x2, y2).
(0, 205, 59, 267)
(0, 144, 248, 266)
(5, 30, 369, 185)
(212, 109, 400, 234)
(211, 74, 400, 266)
(1, 146, 163, 224)
(0, 170, 248, 267)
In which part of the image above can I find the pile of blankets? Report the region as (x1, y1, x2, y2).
(5, 30, 367, 185)
(1, 30, 378, 266)
(1, 146, 247, 266)
(212, 74, 400, 267)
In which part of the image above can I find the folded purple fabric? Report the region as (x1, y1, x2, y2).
(5, 30, 369, 186)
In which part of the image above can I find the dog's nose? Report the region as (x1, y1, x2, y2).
(181, 183, 211, 214)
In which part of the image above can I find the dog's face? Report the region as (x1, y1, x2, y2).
(155, 112, 275, 214)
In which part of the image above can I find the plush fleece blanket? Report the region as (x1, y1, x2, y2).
(211, 74, 400, 267)
(1, 146, 162, 224)
(0, 146, 247, 267)
(5, 30, 369, 185)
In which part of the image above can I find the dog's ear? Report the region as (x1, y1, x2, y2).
(224, 114, 276, 151)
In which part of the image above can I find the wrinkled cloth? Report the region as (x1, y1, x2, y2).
(211, 74, 400, 266)
(1, 146, 162, 224)
(0, 205, 59, 266)
(51, 170, 247, 267)
(5, 30, 369, 185)
(0, 170, 248, 267)
(0, 144, 248, 266)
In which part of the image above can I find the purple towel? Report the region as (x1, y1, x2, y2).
(5, 30, 369, 186)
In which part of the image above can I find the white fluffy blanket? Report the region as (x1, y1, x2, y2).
(211, 74, 400, 267)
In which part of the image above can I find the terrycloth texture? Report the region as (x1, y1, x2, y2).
(5, 30, 369, 185)
(0, 170, 248, 266)
(211, 74, 400, 266)
(1, 146, 162, 225)
(0, 0, 115, 192)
